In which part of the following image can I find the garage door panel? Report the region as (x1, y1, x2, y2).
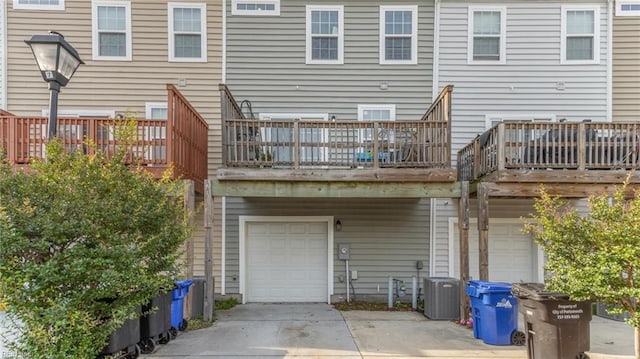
(246, 221, 328, 302)
(452, 220, 535, 283)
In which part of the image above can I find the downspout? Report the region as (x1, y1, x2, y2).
(429, 198, 437, 276)
(221, 196, 226, 295)
(606, 0, 613, 121)
(432, 0, 441, 101)
(1, 0, 7, 110)
(222, 0, 227, 83)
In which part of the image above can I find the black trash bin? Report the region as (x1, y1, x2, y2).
(97, 313, 141, 359)
(139, 291, 173, 354)
(512, 283, 592, 359)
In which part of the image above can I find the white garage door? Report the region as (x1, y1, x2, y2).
(452, 220, 537, 283)
(245, 221, 328, 302)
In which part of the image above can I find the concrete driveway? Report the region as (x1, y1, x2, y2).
(144, 303, 635, 359)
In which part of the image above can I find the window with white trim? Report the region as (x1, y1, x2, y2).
(232, 0, 279, 15)
(306, 5, 344, 64)
(145, 103, 168, 162)
(380, 6, 418, 65)
(258, 113, 329, 164)
(468, 7, 506, 64)
(13, 0, 64, 10)
(561, 6, 600, 64)
(485, 114, 556, 165)
(616, 0, 640, 16)
(92, 0, 131, 61)
(357, 105, 396, 161)
(169, 2, 207, 62)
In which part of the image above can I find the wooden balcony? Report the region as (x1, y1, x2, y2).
(458, 121, 640, 193)
(218, 84, 454, 185)
(0, 84, 208, 192)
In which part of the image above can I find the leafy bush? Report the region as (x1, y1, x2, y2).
(0, 140, 191, 358)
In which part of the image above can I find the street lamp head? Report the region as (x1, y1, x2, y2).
(25, 31, 84, 88)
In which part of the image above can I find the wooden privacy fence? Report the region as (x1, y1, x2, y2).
(458, 121, 640, 181)
(220, 84, 453, 169)
(0, 84, 208, 192)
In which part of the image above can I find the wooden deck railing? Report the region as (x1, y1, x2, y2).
(220, 84, 452, 169)
(0, 85, 208, 191)
(458, 121, 640, 181)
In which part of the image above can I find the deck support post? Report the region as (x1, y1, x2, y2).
(203, 180, 215, 322)
(183, 180, 195, 319)
(458, 181, 470, 320)
(477, 183, 490, 281)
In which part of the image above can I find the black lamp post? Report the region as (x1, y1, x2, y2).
(25, 31, 83, 140)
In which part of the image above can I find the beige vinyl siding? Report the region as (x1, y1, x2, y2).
(6, 0, 223, 288)
(225, 0, 434, 120)
(225, 197, 430, 299)
(0, 0, 5, 109)
(438, 1, 609, 162)
(613, 15, 640, 121)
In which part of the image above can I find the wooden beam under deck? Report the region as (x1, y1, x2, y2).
(216, 168, 457, 183)
(211, 179, 460, 198)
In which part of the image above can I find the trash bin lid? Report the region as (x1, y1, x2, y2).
(511, 282, 570, 300)
(467, 280, 512, 293)
(176, 279, 193, 288)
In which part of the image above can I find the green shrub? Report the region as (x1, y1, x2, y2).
(0, 140, 192, 358)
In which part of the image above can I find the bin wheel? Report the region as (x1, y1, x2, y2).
(159, 332, 171, 344)
(169, 326, 179, 339)
(179, 318, 188, 331)
(139, 338, 156, 354)
(576, 353, 590, 359)
(511, 330, 526, 346)
(126, 344, 141, 359)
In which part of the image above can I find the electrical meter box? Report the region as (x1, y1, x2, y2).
(338, 244, 350, 260)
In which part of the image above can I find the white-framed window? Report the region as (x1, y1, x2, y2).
(145, 102, 168, 119)
(485, 114, 557, 165)
(616, 0, 640, 16)
(231, 0, 279, 15)
(561, 5, 600, 64)
(169, 2, 207, 62)
(379, 6, 418, 65)
(306, 5, 344, 65)
(145, 103, 168, 162)
(468, 7, 506, 64)
(92, 0, 132, 61)
(258, 113, 329, 164)
(357, 105, 396, 156)
(13, 0, 64, 10)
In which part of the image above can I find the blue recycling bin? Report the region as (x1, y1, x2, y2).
(171, 280, 193, 331)
(466, 280, 524, 346)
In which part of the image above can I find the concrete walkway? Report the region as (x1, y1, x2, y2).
(144, 303, 636, 359)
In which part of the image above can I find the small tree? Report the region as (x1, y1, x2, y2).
(524, 182, 640, 358)
(0, 140, 191, 358)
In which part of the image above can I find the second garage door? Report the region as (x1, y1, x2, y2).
(451, 219, 538, 283)
(245, 221, 328, 302)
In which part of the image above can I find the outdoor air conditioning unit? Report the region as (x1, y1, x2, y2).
(423, 277, 460, 320)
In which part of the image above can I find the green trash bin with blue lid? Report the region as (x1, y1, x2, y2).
(466, 280, 525, 346)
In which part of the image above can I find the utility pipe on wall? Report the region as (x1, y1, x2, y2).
(346, 260, 350, 302)
(388, 276, 393, 309)
(411, 276, 418, 310)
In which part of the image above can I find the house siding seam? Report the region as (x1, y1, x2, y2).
(225, 0, 435, 120)
(224, 197, 431, 297)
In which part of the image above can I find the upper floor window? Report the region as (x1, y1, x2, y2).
(616, 0, 640, 16)
(468, 7, 506, 64)
(13, 0, 64, 10)
(92, 0, 132, 61)
(379, 6, 418, 65)
(232, 0, 279, 16)
(561, 6, 600, 64)
(169, 3, 207, 62)
(306, 5, 344, 64)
